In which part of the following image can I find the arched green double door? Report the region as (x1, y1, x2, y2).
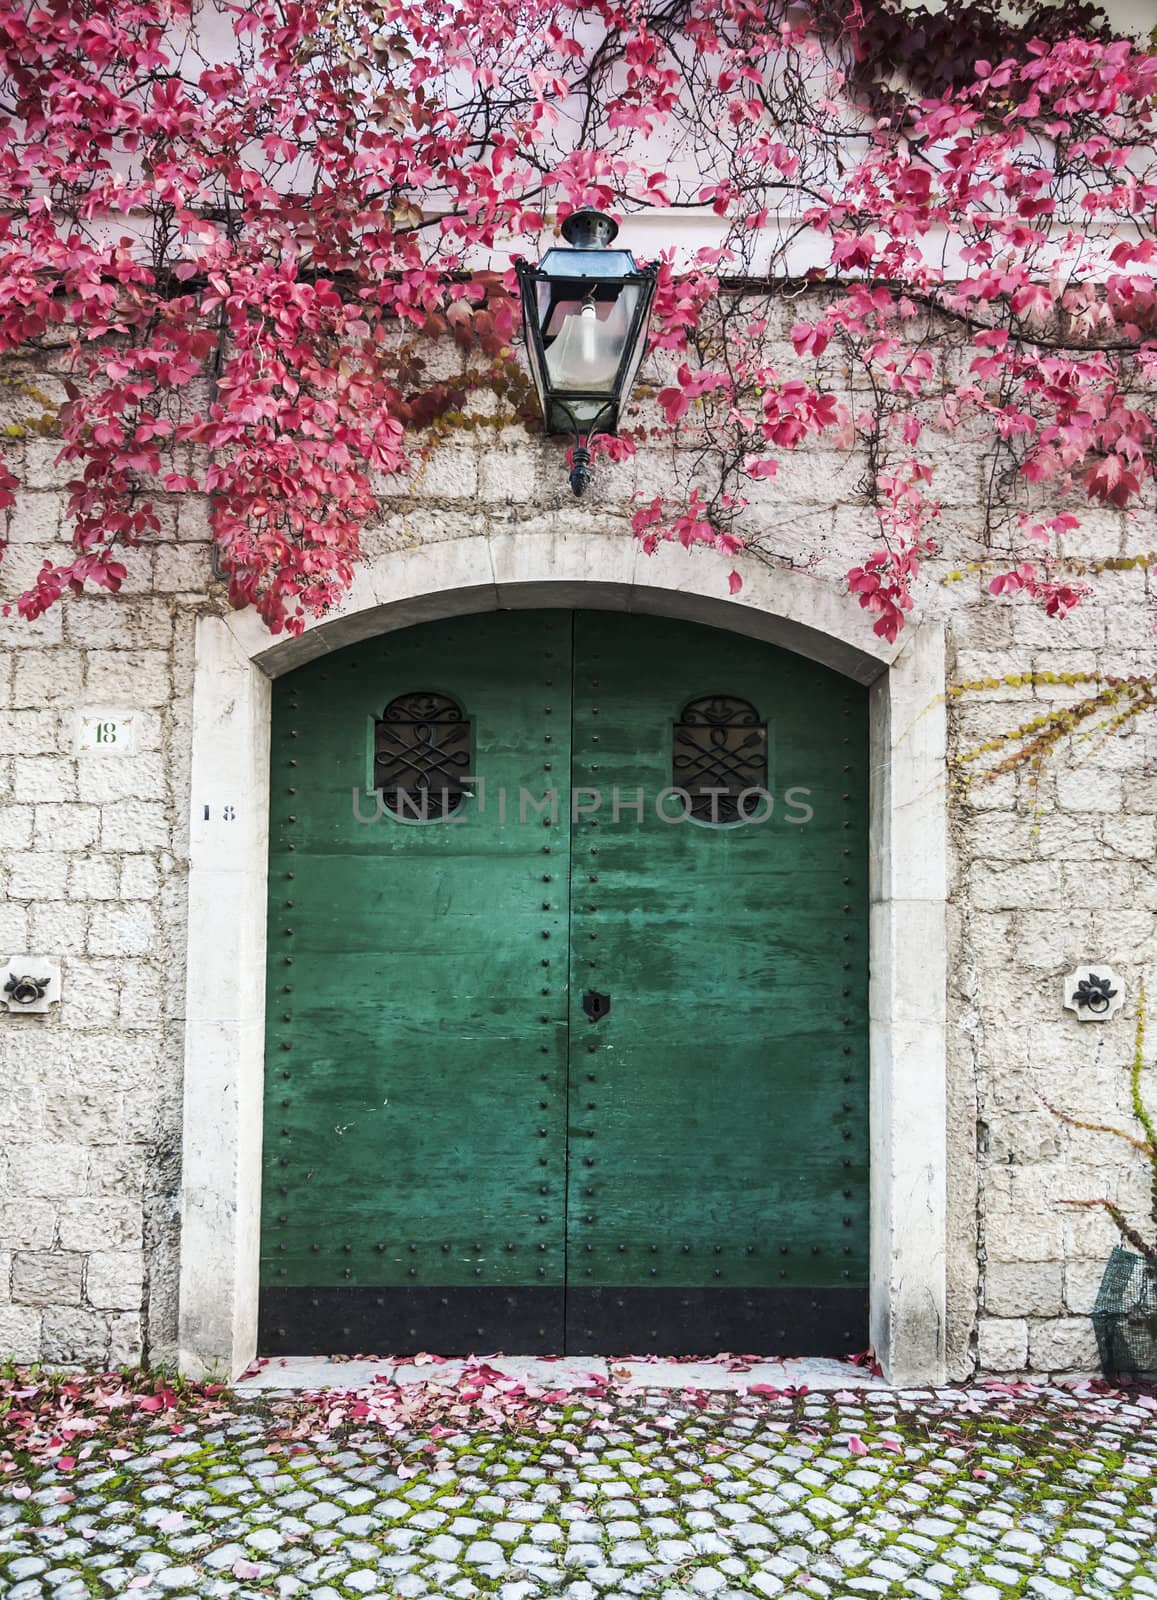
(260, 609, 869, 1355)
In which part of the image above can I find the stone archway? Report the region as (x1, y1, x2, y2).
(177, 530, 949, 1383)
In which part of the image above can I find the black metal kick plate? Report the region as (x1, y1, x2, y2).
(565, 1286, 869, 1356)
(259, 1284, 867, 1357)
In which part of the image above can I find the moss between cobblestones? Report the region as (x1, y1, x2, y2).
(3, 1384, 1157, 1600)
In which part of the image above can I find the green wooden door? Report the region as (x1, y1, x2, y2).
(259, 609, 868, 1356)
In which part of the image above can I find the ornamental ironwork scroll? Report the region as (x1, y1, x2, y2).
(374, 692, 471, 819)
(673, 695, 768, 823)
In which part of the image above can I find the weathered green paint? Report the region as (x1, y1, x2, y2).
(261, 609, 868, 1342)
(565, 611, 868, 1294)
(263, 611, 574, 1294)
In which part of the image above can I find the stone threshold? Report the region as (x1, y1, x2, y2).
(237, 1354, 886, 1392)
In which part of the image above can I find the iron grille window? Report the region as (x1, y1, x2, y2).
(374, 692, 471, 820)
(674, 695, 768, 823)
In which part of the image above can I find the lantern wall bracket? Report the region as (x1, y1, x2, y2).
(556, 399, 616, 498)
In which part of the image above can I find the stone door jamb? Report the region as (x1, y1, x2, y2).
(177, 531, 949, 1384)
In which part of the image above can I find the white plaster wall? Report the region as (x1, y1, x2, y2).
(1, 315, 1154, 1377)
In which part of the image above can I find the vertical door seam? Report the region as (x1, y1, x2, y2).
(562, 609, 577, 1353)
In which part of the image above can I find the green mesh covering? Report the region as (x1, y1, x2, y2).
(1092, 1246, 1157, 1382)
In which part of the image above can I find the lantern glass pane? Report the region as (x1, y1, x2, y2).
(522, 300, 548, 407)
(616, 289, 653, 415)
(543, 285, 639, 395)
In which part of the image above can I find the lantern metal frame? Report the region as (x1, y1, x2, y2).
(515, 210, 657, 495)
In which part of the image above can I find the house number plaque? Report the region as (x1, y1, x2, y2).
(78, 711, 136, 754)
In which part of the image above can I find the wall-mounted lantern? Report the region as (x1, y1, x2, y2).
(515, 210, 657, 496)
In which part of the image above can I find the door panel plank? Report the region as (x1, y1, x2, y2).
(260, 611, 573, 1353)
(564, 611, 869, 1352)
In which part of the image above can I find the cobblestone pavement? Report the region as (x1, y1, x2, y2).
(3, 1374, 1157, 1600)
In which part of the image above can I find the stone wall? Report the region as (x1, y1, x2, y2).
(0, 325, 1154, 1376)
